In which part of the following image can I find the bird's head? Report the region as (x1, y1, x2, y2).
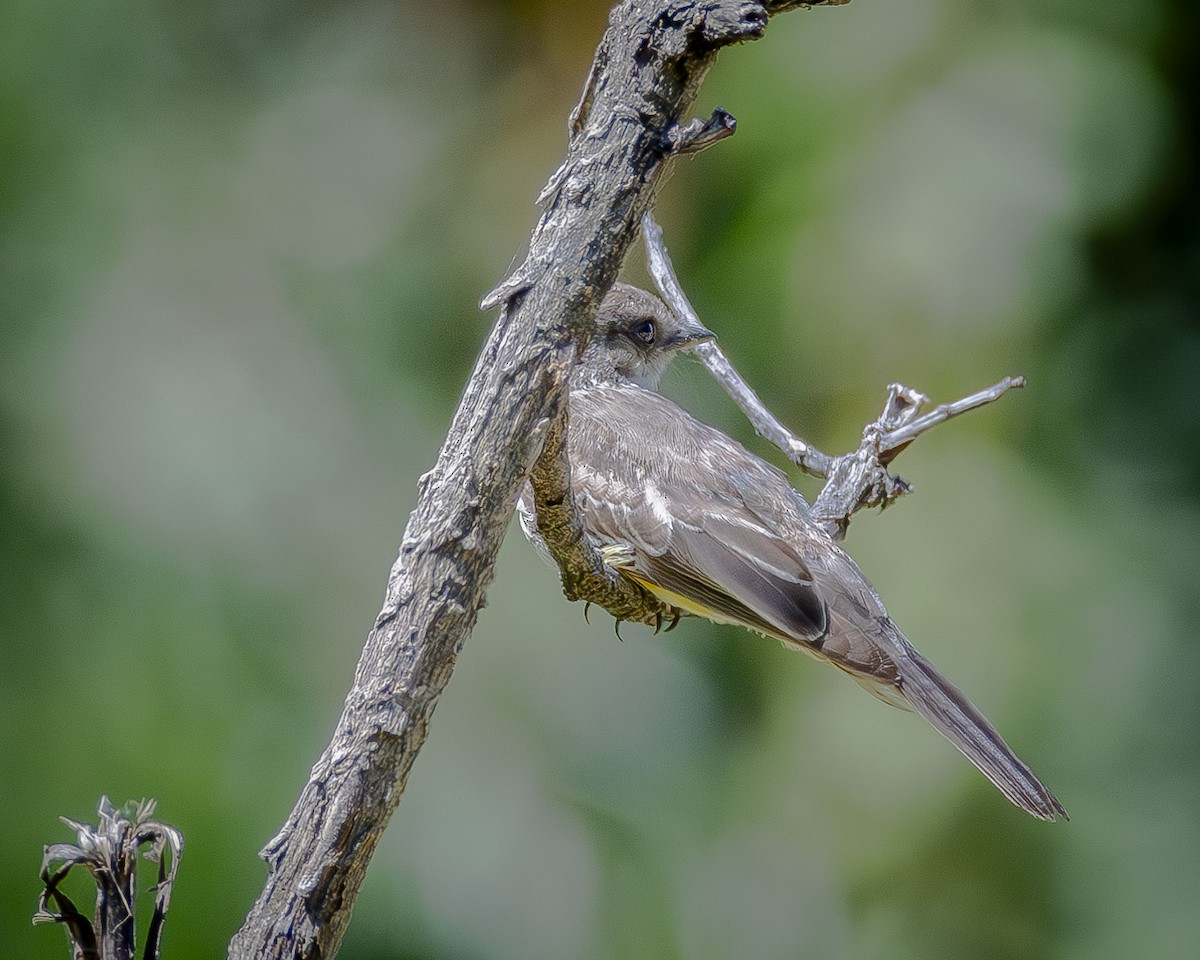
(576, 283, 716, 390)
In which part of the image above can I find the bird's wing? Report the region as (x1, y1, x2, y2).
(569, 384, 905, 675)
(636, 514, 829, 643)
(568, 386, 828, 638)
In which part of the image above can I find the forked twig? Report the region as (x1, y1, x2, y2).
(640, 212, 1025, 539)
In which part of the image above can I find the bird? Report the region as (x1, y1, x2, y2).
(519, 282, 1067, 821)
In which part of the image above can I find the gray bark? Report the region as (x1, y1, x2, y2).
(227, 2, 847, 957)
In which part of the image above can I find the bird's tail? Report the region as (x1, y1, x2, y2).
(893, 645, 1068, 821)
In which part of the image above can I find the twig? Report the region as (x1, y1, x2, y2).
(881, 376, 1025, 453)
(642, 212, 834, 476)
(664, 107, 738, 156)
(640, 214, 1026, 541)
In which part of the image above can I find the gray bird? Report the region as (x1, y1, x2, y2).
(520, 283, 1067, 821)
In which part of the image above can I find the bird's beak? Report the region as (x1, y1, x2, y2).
(670, 321, 717, 348)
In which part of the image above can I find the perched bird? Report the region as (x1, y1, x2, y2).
(520, 283, 1067, 821)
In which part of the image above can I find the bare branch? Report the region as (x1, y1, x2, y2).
(806, 378, 1028, 538)
(881, 375, 1026, 453)
(640, 214, 1025, 541)
(642, 212, 835, 476)
(228, 3, 849, 958)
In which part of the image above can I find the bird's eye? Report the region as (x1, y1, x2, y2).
(630, 319, 656, 344)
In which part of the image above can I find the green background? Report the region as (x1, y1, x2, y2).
(3, 1, 1197, 958)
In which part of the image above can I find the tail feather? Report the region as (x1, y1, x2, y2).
(896, 648, 1068, 822)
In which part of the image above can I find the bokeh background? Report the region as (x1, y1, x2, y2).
(3, 0, 1197, 957)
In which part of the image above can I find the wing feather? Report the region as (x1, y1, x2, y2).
(569, 386, 831, 644)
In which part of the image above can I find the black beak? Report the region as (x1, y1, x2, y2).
(670, 320, 717, 348)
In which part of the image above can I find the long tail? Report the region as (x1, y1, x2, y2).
(894, 646, 1068, 821)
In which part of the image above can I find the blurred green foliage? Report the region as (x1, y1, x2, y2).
(2, 1, 1197, 958)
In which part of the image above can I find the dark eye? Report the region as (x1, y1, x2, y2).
(630, 319, 656, 344)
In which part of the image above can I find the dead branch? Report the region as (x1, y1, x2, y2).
(643, 212, 835, 477)
(228, 3, 848, 958)
(640, 212, 1024, 541)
